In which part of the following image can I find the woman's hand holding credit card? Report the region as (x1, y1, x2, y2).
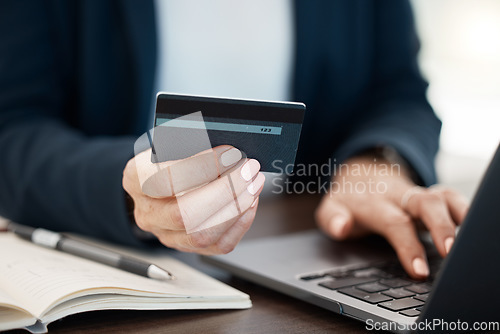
(122, 94, 305, 254)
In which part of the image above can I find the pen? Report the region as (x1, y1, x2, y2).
(9, 224, 175, 281)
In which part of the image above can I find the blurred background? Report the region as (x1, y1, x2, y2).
(410, 0, 500, 197)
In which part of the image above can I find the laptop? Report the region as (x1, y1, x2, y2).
(202, 144, 500, 333)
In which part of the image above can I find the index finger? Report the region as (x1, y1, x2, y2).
(351, 199, 429, 279)
(138, 145, 244, 197)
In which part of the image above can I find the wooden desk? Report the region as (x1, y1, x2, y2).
(12, 195, 368, 333)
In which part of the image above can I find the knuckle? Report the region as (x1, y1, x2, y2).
(133, 210, 151, 232)
(122, 170, 138, 194)
(166, 201, 185, 230)
(189, 233, 213, 249)
(440, 188, 454, 196)
(424, 192, 443, 203)
(157, 233, 180, 250)
(124, 158, 135, 174)
(215, 240, 236, 254)
(413, 192, 439, 213)
(155, 233, 170, 247)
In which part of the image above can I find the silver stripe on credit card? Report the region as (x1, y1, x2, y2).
(156, 118, 283, 135)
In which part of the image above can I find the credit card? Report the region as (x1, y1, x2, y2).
(152, 93, 305, 173)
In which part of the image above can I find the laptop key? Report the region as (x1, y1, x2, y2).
(414, 294, 429, 302)
(379, 278, 412, 288)
(379, 298, 424, 311)
(356, 282, 389, 293)
(375, 271, 395, 279)
(300, 274, 325, 281)
(380, 263, 406, 277)
(319, 277, 377, 290)
(325, 270, 353, 279)
(338, 287, 392, 304)
(382, 288, 415, 299)
(405, 283, 431, 294)
(400, 309, 420, 317)
(352, 268, 386, 278)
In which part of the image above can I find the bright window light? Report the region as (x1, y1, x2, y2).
(411, 0, 500, 159)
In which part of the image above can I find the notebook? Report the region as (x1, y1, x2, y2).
(0, 233, 251, 333)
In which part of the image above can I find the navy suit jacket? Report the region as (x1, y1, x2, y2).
(0, 0, 441, 246)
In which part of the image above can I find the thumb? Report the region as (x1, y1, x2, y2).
(315, 196, 354, 240)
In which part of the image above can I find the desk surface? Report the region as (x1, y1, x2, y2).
(3, 153, 485, 333)
(10, 195, 371, 333)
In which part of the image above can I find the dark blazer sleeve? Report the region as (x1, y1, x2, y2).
(333, 1, 441, 186)
(0, 1, 144, 246)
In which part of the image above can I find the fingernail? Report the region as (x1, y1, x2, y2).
(247, 173, 265, 195)
(241, 159, 260, 181)
(221, 148, 242, 167)
(251, 198, 258, 208)
(444, 237, 454, 254)
(330, 216, 347, 237)
(412, 257, 429, 277)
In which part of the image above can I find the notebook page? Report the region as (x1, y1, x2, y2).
(0, 286, 25, 311)
(0, 271, 37, 331)
(0, 308, 36, 332)
(0, 234, 248, 318)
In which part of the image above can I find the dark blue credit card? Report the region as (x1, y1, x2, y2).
(152, 93, 305, 173)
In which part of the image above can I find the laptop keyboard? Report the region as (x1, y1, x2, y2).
(300, 257, 441, 318)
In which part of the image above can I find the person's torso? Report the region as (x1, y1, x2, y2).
(49, 0, 377, 165)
